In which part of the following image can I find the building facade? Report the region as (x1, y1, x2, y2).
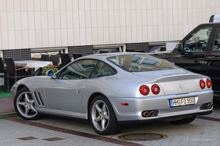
(0, 0, 220, 58)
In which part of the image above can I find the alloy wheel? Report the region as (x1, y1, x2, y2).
(16, 92, 38, 118)
(91, 100, 110, 131)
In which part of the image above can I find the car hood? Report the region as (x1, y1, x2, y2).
(15, 76, 51, 86)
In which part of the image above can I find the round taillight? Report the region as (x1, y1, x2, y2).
(151, 84, 160, 94)
(200, 80, 205, 89)
(140, 85, 149, 95)
(206, 79, 212, 88)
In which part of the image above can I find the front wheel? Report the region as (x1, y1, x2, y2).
(14, 87, 42, 120)
(169, 115, 197, 125)
(89, 95, 122, 135)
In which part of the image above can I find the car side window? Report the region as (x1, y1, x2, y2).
(58, 59, 98, 79)
(183, 27, 213, 53)
(90, 61, 117, 78)
(212, 27, 220, 52)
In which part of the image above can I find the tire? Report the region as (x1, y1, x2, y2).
(169, 115, 197, 125)
(89, 95, 122, 135)
(14, 87, 42, 120)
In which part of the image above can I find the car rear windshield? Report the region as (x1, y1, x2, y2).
(107, 54, 179, 72)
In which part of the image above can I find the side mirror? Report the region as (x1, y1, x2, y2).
(172, 43, 185, 54)
(52, 71, 60, 79)
(175, 43, 183, 51)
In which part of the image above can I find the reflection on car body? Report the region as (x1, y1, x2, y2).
(109, 54, 177, 72)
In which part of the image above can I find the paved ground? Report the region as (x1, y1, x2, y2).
(0, 96, 220, 146)
(0, 96, 14, 114)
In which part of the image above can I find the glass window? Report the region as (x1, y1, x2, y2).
(131, 56, 141, 62)
(183, 27, 213, 52)
(212, 27, 220, 52)
(58, 60, 98, 79)
(90, 61, 117, 78)
(108, 54, 178, 72)
(142, 58, 159, 65)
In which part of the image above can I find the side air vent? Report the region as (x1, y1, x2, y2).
(33, 91, 45, 106)
(37, 92, 44, 106)
(34, 92, 40, 105)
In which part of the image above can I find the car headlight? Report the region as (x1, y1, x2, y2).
(10, 83, 18, 92)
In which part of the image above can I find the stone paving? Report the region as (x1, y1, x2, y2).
(0, 96, 14, 114)
(0, 119, 121, 146)
(0, 96, 220, 146)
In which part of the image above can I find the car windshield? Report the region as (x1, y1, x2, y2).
(107, 54, 179, 72)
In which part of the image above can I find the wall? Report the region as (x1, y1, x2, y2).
(3, 49, 31, 60)
(68, 45, 93, 59)
(126, 43, 149, 52)
(0, 0, 220, 51)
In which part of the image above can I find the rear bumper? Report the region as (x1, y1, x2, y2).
(109, 90, 213, 122)
(118, 111, 212, 125)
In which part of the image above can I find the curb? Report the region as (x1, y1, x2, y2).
(0, 112, 18, 119)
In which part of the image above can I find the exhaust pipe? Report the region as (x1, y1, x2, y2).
(200, 102, 214, 110)
(149, 111, 155, 117)
(142, 111, 150, 117)
(207, 103, 213, 108)
(142, 110, 158, 117)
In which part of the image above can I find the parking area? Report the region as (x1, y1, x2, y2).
(0, 96, 220, 146)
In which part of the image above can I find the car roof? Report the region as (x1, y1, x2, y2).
(200, 22, 220, 25)
(79, 52, 146, 60)
(197, 22, 220, 27)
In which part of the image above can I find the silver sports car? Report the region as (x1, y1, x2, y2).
(11, 53, 213, 135)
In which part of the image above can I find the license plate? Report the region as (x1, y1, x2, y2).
(169, 97, 195, 107)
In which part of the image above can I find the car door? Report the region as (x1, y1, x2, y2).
(205, 26, 220, 94)
(169, 26, 214, 73)
(44, 59, 98, 112)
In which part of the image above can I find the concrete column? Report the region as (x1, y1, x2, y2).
(123, 44, 126, 52)
(0, 51, 3, 58)
(119, 46, 122, 52)
(65, 47, 68, 53)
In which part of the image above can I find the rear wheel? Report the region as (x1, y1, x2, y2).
(89, 95, 122, 135)
(169, 115, 197, 125)
(14, 87, 42, 120)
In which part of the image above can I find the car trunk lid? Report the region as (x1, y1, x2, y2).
(132, 69, 200, 95)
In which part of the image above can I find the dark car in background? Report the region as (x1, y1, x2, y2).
(153, 23, 220, 99)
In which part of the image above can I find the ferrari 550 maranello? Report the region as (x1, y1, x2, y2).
(11, 53, 213, 135)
